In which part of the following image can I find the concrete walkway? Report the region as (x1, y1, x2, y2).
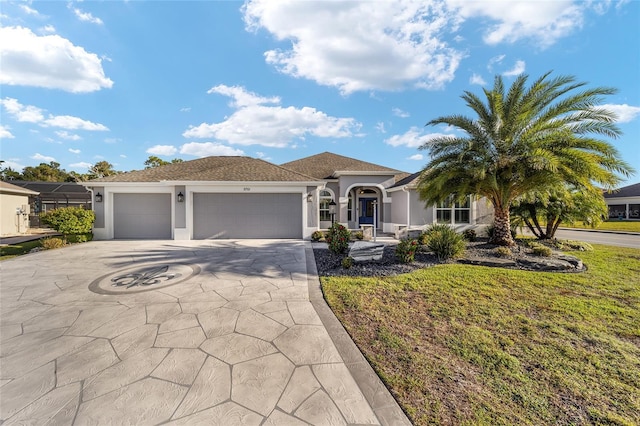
(0, 240, 409, 425)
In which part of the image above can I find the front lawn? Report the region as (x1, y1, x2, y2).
(322, 244, 640, 425)
(0, 240, 42, 260)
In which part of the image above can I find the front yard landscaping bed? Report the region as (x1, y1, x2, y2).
(320, 244, 640, 425)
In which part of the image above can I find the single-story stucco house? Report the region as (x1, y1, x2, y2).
(86, 152, 493, 240)
(603, 183, 640, 219)
(0, 181, 39, 236)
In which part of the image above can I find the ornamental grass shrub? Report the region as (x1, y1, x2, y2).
(41, 237, 65, 250)
(325, 223, 351, 254)
(311, 230, 324, 242)
(424, 223, 465, 261)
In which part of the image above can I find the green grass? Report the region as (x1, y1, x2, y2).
(562, 220, 640, 233)
(322, 244, 640, 425)
(0, 240, 43, 260)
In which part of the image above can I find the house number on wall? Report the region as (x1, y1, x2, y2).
(243, 187, 251, 191)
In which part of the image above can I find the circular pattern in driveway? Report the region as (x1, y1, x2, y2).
(89, 262, 200, 295)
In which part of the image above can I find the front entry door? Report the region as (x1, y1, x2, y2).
(359, 198, 376, 225)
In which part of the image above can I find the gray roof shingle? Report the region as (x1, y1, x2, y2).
(603, 183, 640, 198)
(281, 152, 401, 179)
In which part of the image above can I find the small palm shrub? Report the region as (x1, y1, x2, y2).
(462, 229, 477, 241)
(311, 230, 324, 242)
(528, 242, 552, 257)
(341, 256, 354, 269)
(325, 223, 351, 254)
(424, 224, 465, 261)
(395, 238, 419, 263)
(41, 237, 65, 250)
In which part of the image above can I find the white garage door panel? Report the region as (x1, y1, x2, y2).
(114, 193, 171, 239)
(193, 193, 302, 239)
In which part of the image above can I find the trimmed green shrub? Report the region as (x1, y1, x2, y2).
(41, 207, 95, 236)
(424, 224, 465, 261)
(41, 237, 65, 250)
(66, 233, 94, 243)
(462, 229, 477, 242)
(395, 238, 419, 263)
(311, 230, 324, 242)
(325, 223, 351, 254)
(341, 256, 354, 269)
(494, 246, 512, 257)
(528, 242, 553, 257)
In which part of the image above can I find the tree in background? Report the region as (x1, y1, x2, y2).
(144, 156, 184, 169)
(87, 161, 118, 179)
(510, 185, 608, 239)
(417, 72, 633, 246)
(21, 162, 71, 182)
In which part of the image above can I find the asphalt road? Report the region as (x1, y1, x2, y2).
(523, 228, 640, 249)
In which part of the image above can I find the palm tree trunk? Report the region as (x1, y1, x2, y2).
(491, 206, 515, 246)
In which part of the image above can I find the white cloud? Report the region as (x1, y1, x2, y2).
(392, 107, 410, 118)
(503, 60, 525, 76)
(601, 104, 640, 123)
(40, 25, 56, 34)
(1, 160, 25, 170)
(487, 54, 505, 72)
(179, 107, 191, 112)
(375, 122, 386, 134)
(184, 85, 361, 147)
(0, 125, 15, 139)
(243, 0, 463, 94)
(180, 142, 245, 157)
(450, 0, 584, 48)
(19, 4, 41, 16)
(71, 7, 103, 25)
(43, 115, 108, 131)
(0, 26, 113, 92)
(31, 153, 56, 162)
(104, 137, 121, 144)
(69, 148, 81, 154)
(146, 145, 178, 156)
(385, 127, 453, 148)
(120, 154, 127, 158)
(0, 98, 44, 122)
(69, 162, 92, 169)
(408, 154, 424, 160)
(470, 73, 487, 85)
(56, 130, 82, 140)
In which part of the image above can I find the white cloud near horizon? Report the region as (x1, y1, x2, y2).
(385, 127, 454, 148)
(0, 26, 113, 93)
(69, 161, 92, 169)
(69, 148, 81, 154)
(1, 98, 109, 131)
(146, 145, 178, 156)
(31, 153, 56, 162)
(243, 0, 463, 94)
(2, 160, 25, 170)
(180, 142, 245, 157)
(408, 154, 424, 160)
(71, 7, 103, 25)
(601, 104, 640, 123)
(503, 60, 526, 76)
(184, 85, 361, 147)
(0, 125, 15, 139)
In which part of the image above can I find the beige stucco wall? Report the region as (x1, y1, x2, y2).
(0, 193, 30, 236)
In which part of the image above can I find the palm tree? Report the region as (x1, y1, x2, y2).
(417, 72, 634, 246)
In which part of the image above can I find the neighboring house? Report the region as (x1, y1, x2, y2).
(0, 181, 39, 236)
(603, 183, 640, 219)
(86, 152, 494, 240)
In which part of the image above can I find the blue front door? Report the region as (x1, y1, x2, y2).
(359, 198, 376, 225)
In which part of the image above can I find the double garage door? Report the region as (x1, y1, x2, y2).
(112, 192, 302, 239)
(193, 193, 302, 239)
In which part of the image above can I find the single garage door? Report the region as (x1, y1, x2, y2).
(193, 193, 302, 239)
(113, 193, 171, 239)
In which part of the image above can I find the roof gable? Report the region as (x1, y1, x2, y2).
(604, 183, 640, 198)
(281, 152, 401, 179)
(0, 181, 40, 196)
(90, 156, 318, 183)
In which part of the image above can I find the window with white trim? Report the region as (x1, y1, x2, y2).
(436, 195, 471, 224)
(319, 190, 333, 222)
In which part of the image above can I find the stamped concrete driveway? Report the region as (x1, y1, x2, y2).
(0, 240, 409, 425)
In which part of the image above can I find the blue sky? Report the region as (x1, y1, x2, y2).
(1, 0, 639, 185)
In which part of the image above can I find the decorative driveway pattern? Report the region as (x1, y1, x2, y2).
(0, 240, 410, 425)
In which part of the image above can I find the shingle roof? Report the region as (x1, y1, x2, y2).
(0, 181, 39, 195)
(281, 152, 401, 179)
(89, 156, 318, 183)
(389, 171, 421, 188)
(603, 183, 640, 198)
